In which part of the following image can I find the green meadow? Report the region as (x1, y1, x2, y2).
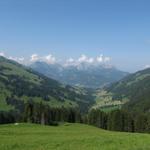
(0, 123, 150, 150)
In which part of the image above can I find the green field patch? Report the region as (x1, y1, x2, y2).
(93, 90, 128, 111)
(0, 123, 150, 150)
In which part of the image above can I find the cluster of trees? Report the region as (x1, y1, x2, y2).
(88, 109, 150, 133)
(0, 101, 82, 125)
(23, 102, 82, 125)
(0, 111, 19, 124)
(1, 100, 150, 133)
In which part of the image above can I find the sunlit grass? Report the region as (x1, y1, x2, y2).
(0, 123, 150, 150)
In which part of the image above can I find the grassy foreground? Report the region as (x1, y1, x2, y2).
(0, 123, 150, 150)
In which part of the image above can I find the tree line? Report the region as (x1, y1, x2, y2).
(88, 109, 150, 133)
(0, 102, 150, 133)
(23, 102, 82, 125)
(0, 101, 82, 126)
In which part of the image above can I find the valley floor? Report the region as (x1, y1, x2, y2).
(0, 123, 150, 150)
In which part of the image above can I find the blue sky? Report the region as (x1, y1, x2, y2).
(0, 0, 150, 72)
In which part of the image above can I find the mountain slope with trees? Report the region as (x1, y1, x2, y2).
(105, 68, 150, 113)
(0, 56, 94, 115)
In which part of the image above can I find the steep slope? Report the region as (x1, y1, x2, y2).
(103, 68, 150, 113)
(30, 61, 128, 88)
(0, 56, 94, 113)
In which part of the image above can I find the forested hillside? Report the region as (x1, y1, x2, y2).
(90, 68, 150, 133)
(0, 56, 94, 116)
(105, 68, 150, 113)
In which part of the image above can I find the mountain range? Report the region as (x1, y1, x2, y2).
(30, 61, 128, 88)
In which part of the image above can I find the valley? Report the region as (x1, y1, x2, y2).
(0, 56, 150, 149)
(1, 1, 150, 149)
(30, 61, 128, 88)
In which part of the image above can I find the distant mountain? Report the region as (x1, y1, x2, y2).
(104, 68, 150, 113)
(30, 61, 128, 89)
(0, 56, 94, 113)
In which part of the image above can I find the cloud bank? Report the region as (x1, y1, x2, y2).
(64, 54, 111, 67)
(0, 51, 111, 66)
(30, 54, 56, 64)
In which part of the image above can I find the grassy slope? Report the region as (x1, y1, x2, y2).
(92, 90, 128, 112)
(0, 123, 150, 150)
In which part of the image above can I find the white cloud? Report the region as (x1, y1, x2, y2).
(8, 56, 25, 64)
(78, 54, 94, 63)
(64, 54, 111, 67)
(0, 52, 5, 57)
(0, 52, 25, 64)
(88, 57, 94, 63)
(78, 54, 88, 63)
(45, 54, 56, 64)
(30, 53, 56, 64)
(8, 56, 16, 61)
(96, 55, 111, 63)
(97, 55, 103, 63)
(0, 51, 111, 67)
(30, 54, 39, 62)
